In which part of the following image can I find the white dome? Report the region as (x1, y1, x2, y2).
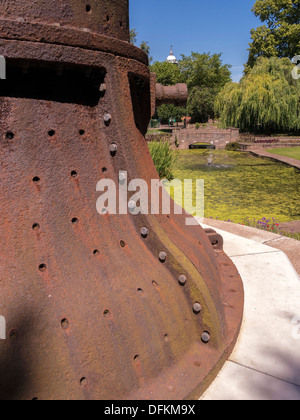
(166, 47, 178, 64)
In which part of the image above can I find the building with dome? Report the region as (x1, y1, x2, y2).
(166, 46, 178, 64)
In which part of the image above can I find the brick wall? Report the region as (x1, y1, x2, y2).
(172, 127, 239, 149)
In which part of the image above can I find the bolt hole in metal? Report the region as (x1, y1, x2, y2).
(152, 280, 159, 289)
(71, 218, 79, 225)
(133, 355, 140, 363)
(39, 264, 47, 272)
(71, 170, 78, 178)
(79, 129, 85, 136)
(48, 130, 55, 137)
(32, 223, 40, 231)
(61, 318, 69, 330)
(93, 249, 100, 256)
(80, 377, 88, 387)
(103, 309, 110, 318)
(32, 176, 40, 184)
(164, 334, 169, 343)
(120, 240, 126, 248)
(9, 329, 19, 339)
(86, 4, 91, 13)
(6, 131, 14, 140)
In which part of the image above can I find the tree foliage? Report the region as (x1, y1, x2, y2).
(156, 104, 187, 124)
(151, 52, 231, 123)
(130, 29, 153, 63)
(150, 61, 184, 86)
(247, 0, 300, 68)
(215, 57, 300, 132)
(179, 52, 232, 91)
(187, 86, 218, 123)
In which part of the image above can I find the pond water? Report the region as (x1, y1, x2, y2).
(172, 150, 300, 224)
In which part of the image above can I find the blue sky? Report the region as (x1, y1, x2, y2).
(129, 0, 260, 82)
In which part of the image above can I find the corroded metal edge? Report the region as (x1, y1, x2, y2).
(0, 19, 148, 65)
(125, 232, 244, 400)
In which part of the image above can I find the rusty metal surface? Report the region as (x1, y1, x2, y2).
(0, 0, 244, 400)
(0, 0, 130, 41)
(156, 83, 188, 108)
(150, 73, 188, 116)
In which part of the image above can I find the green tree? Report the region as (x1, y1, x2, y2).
(187, 86, 218, 123)
(129, 29, 153, 63)
(139, 41, 153, 63)
(215, 57, 300, 133)
(150, 61, 184, 86)
(247, 0, 300, 68)
(130, 28, 137, 45)
(179, 52, 232, 122)
(157, 104, 187, 124)
(179, 52, 232, 91)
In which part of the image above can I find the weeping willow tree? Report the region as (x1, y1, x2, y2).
(215, 57, 300, 133)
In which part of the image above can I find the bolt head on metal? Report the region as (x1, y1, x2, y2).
(128, 200, 136, 212)
(201, 332, 211, 343)
(178, 275, 187, 286)
(109, 143, 117, 154)
(100, 83, 107, 93)
(193, 302, 202, 314)
(119, 171, 127, 183)
(141, 227, 149, 238)
(104, 113, 112, 124)
(159, 252, 167, 263)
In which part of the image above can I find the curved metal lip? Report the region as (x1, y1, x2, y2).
(0, 18, 148, 65)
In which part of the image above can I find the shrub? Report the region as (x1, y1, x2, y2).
(148, 140, 177, 180)
(225, 142, 241, 151)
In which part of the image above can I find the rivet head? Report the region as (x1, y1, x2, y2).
(109, 142, 117, 154)
(100, 83, 107, 93)
(128, 200, 136, 212)
(159, 251, 167, 263)
(104, 113, 112, 124)
(119, 171, 127, 184)
(193, 302, 202, 314)
(178, 275, 187, 286)
(141, 227, 149, 238)
(201, 331, 211, 343)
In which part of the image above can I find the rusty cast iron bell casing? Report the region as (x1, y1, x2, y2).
(0, 0, 244, 400)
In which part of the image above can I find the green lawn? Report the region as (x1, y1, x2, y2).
(267, 147, 300, 161)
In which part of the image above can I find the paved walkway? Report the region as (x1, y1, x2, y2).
(249, 148, 300, 170)
(201, 219, 300, 276)
(197, 220, 300, 400)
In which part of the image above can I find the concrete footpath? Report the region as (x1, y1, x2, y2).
(197, 219, 300, 400)
(249, 148, 300, 170)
